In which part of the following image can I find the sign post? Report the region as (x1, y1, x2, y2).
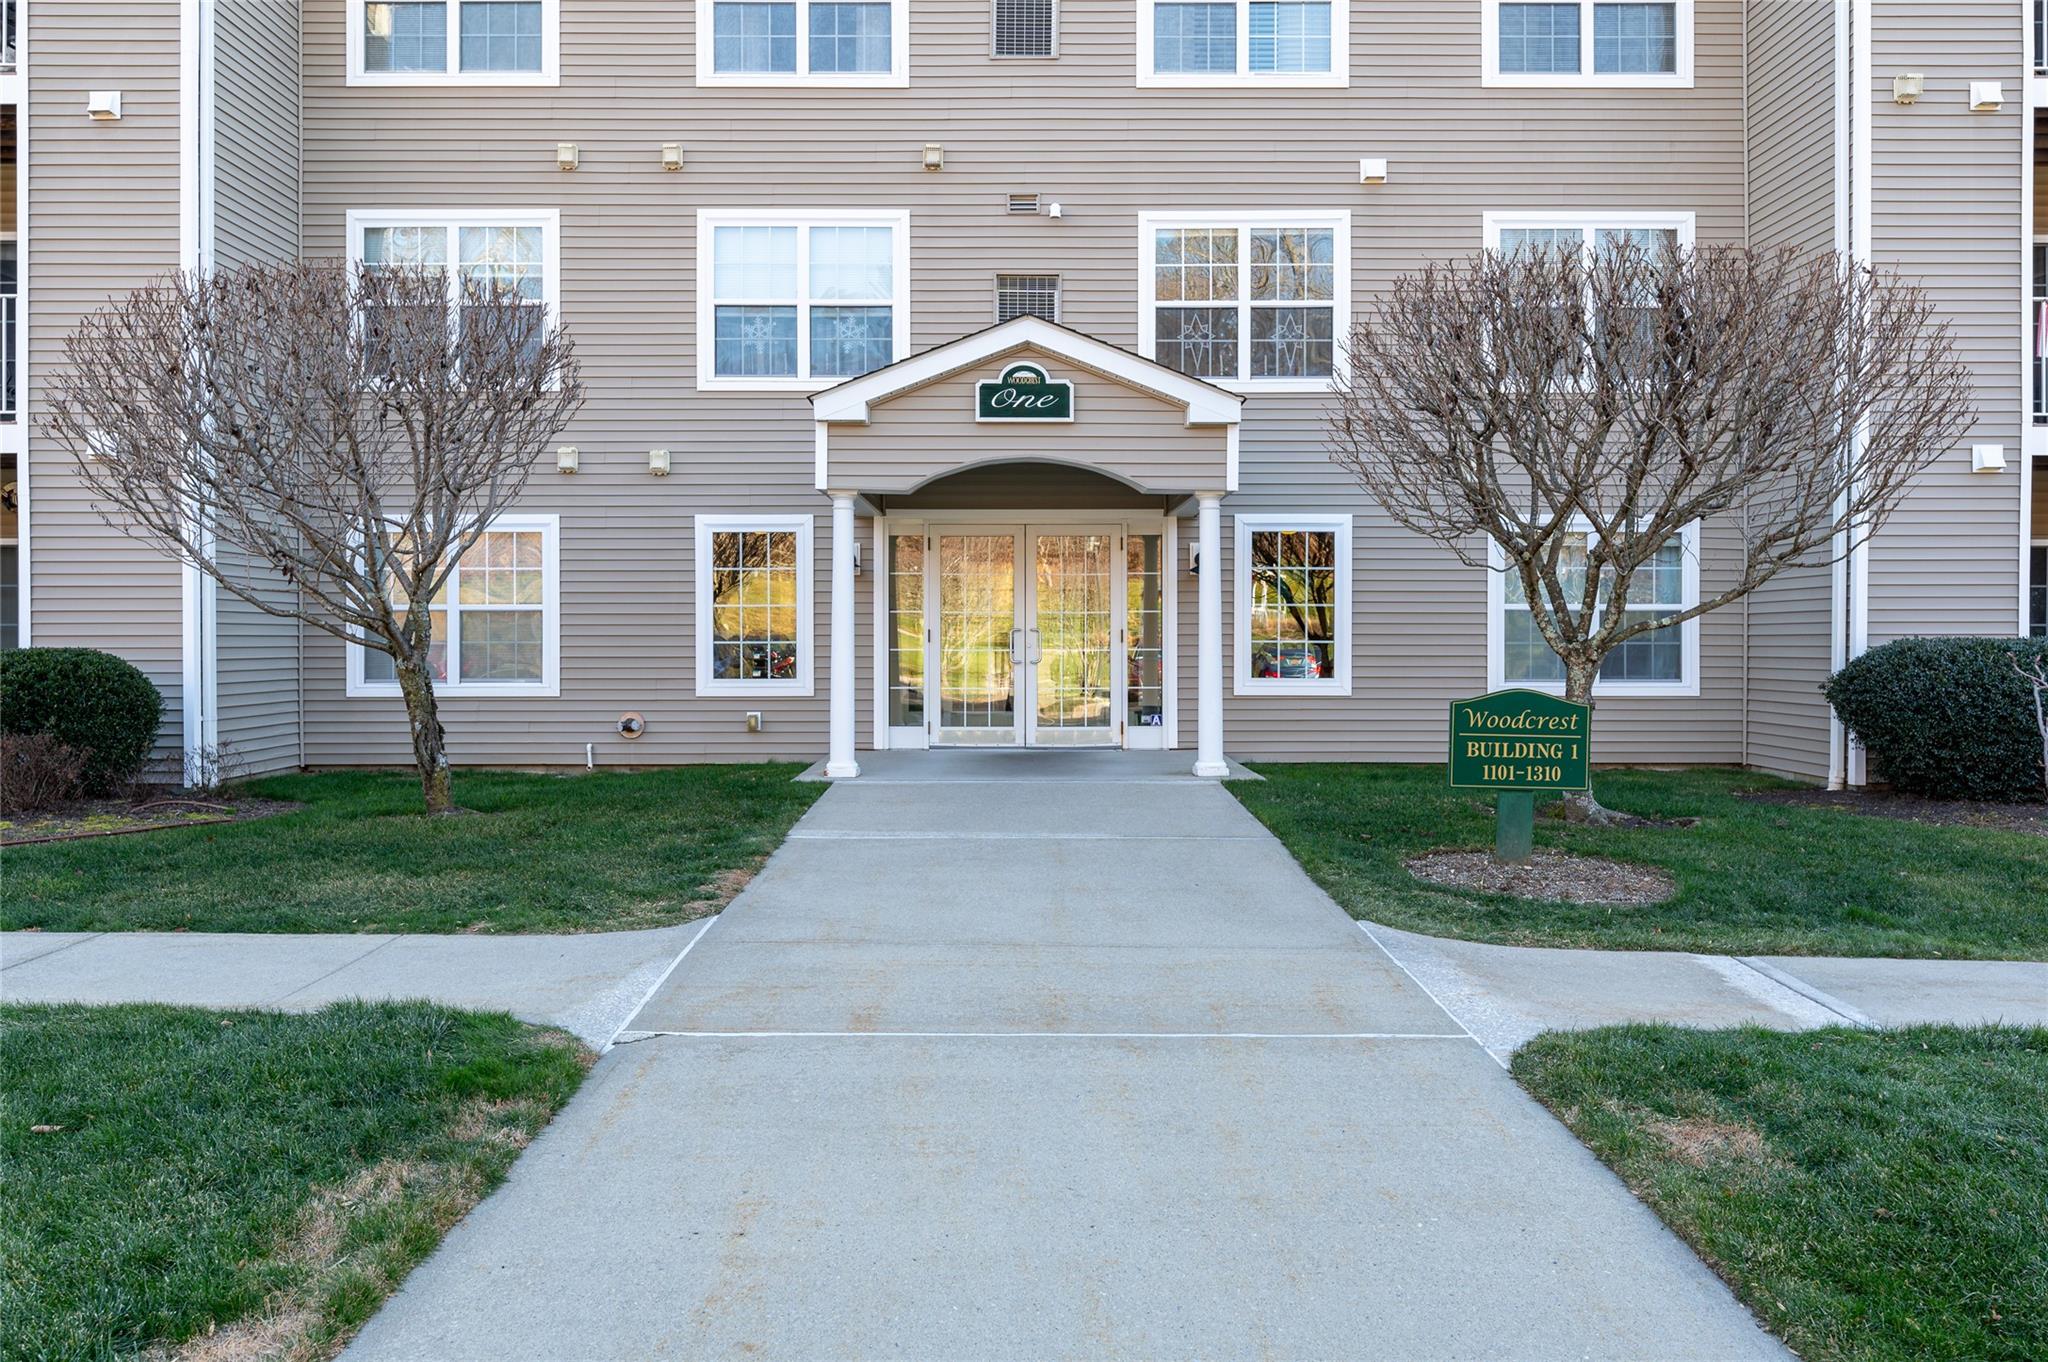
(1447, 689, 1591, 864)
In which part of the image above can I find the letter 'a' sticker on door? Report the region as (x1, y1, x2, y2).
(976, 363, 1075, 422)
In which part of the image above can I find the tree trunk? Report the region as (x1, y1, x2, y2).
(1559, 657, 1619, 825)
(394, 656, 457, 814)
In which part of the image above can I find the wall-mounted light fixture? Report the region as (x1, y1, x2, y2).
(1359, 157, 1388, 185)
(852, 542, 864, 576)
(922, 143, 944, 171)
(660, 142, 683, 172)
(556, 142, 580, 171)
(1971, 443, 2006, 473)
(648, 448, 671, 477)
(1187, 544, 1201, 576)
(556, 445, 580, 474)
(87, 91, 123, 120)
(1891, 73, 1923, 105)
(1969, 81, 2003, 111)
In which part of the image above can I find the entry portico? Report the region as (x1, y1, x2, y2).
(811, 317, 1243, 780)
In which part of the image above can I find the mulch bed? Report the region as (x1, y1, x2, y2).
(1739, 788, 2048, 838)
(0, 794, 299, 846)
(1404, 849, 1677, 906)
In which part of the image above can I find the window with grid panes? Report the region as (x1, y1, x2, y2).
(1147, 219, 1341, 384)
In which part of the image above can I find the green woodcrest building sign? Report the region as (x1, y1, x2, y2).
(976, 362, 1074, 422)
(1447, 689, 1591, 792)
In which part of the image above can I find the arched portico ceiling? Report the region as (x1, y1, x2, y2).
(811, 316, 1242, 496)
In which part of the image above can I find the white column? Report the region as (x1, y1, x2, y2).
(1193, 491, 1228, 779)
(825, 491, 861, 779)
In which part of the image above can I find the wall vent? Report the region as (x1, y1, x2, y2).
(1006, 193, 1042, 215)
(996, 274, 1060, 324)
(992, 0, 1057, 59)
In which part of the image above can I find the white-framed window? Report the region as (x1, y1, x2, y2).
(346, 209, 561, 359)
(1138, 212, 1349, 392)
(995, 273, 1060, 323)
(695, 515, 816, 696)
(1482, 1, 1693, 88)
(1233, 513, 1352, 696)
(696, 210, 910, 391)
(993, 0, 1057, 57)
(1137, 0, 1348, 86)
(696, 0, 909, 86)
(348, 1, 560, 86)
(1486, 520, 1701, 698)
(1483, 209, 1696, 257)
(347, 514, 562, 698)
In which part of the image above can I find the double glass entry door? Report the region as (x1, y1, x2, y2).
(891, 524, 1163, 749)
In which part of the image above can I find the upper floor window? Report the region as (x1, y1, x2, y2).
(1138, 0, 1348, 87)
(1137, 212, 1350, 391)
(993, 0, 1057, 57)
(348, 210, 560, 365)
(350, 2, 560, 85)
(1488, 521, 1700, 697)
(697, 211, 909, 390)
(1483, 1, 1693, 88)
(698, 0, 909, 85)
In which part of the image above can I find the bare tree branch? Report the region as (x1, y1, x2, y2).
(1328, 242, 1973, 818)
(40, 259, 586, 811)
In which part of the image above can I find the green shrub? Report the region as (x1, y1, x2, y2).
(0, 648, 163, 795)
(1822, 636, 2048, 802)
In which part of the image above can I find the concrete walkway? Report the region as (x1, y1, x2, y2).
(338, 752, 1788, 1361)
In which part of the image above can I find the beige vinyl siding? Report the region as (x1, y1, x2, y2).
(25, 1, 187, 769)
(208, 0, 306, 774)
(1741, 0, 1841, 781)
(828, 357, 1229, 496)
(292, 0, 1747, 765)
(1866, 1, 2025, 643)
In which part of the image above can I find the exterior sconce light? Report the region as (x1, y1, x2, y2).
(1187, 544, 1201, 576)
(660, 142, 684, 172)
(87, 91, 124, 120)
(1359, 157, 1388, 185)
(648, 448, 671, 477)
(556, 142, 580, 171)
(1891, 73, 1923, 105)
(922, 143, 944, 171)
(1969, 81, 2003, 111)
(1970, 443, 2006, 473)
(851, 542, 864, 576)
(556, 445, 579, 474)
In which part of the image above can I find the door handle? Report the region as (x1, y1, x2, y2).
(1028, 629, 1043, 665)
(1010, 628, 1023, 664)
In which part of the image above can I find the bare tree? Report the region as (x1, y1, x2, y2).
(2018, 653, 2048, 803)
(1329, 242, 1972, 820)
(43, 260, 584, 813)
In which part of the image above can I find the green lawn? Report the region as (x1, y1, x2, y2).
(1, 1001, 590, 1362)
(1232, 764, 2047, 957)
(2, 765, 821, 934)
(1513, 1024, 2047, 1362)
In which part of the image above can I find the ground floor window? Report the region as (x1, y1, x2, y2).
(2030, 543, 2046, 637)
(349, 513, 560, 697)
(1233, 513, 1351, 694)
(695, 514, 814, 696)
(1490, 521, 1699, 695)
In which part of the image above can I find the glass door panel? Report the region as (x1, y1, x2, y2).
(934, 531, 1020, 745)
(1124, 533, 1166, 747)
(1028, 531, 1117, 747)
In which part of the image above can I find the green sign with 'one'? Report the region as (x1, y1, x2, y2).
(976, 362, 1074, 422)
(1448, 688, 1591, 792)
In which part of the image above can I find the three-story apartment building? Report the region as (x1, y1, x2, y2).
(7, 1, 2043, 784)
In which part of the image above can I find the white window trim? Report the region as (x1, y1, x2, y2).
(1482, 208, 1697, 252)
(1136, 211, 1350, 395)
(1485, 518, 1701, 699)
(1481, 0, 1694, 90)
(1137, 0, 1349, 88)
(345, 207, 562, 335)
(694, 513, 818, 698)
(346, 513, 563, 699)
(1232, 513, 1352, 697)
(347, 0, 561, 87)
(695, 0, 911, 87)
(696, 209, 912, 393)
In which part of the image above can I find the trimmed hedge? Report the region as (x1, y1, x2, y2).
(1822, 636, 2048, 803)
(0, 648, 164, 795)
